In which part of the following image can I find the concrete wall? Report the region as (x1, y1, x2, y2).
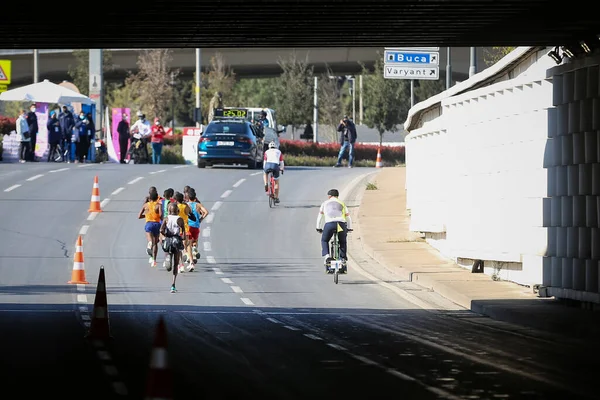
(405, 46, 600, 303)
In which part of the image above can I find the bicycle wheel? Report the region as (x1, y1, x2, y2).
(268, 173, 274, 208)
(334, 269, 339, 284)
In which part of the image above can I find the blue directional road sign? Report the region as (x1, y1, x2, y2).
(384, 50, 439, 65)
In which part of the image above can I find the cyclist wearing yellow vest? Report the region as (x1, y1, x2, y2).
(138, 190, 163, 268)
(316, 189, 353, 273)
(174, 191, 194, 272)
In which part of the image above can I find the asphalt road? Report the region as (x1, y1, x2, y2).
(0, 162, 597, 399)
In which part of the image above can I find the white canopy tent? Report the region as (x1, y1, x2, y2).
(0, 79, 95, 105)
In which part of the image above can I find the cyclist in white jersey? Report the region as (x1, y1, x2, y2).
(263, 141, 285, 203)
(316, 189, 353, 272)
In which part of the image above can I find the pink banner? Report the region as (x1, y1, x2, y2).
(112, 108, 130, 161)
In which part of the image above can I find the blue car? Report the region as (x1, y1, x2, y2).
(197, 118, 265, 169)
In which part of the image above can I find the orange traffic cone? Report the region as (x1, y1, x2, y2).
(88, 175, 102, 212)
(86, 266, 113, 341)
(145, 316, 173, 400)
(375, 148, 383, 168)
(68, 235, 89, 284)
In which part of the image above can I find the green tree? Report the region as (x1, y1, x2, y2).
(317, 67, 343, 142)
(483, 47, 517, 67)
(360, 54, 410, 146)
(198, 53, 237, 124)
(414, 79, 446, 104)
(274, 52, 314, 132)
(67, 50, 114, 96)
(232, 78, 277, 109)
(125, 49, 178, 119)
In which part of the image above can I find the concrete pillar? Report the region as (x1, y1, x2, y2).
(561, 196, 573, 227)
(543, 256, 553, 286)
(557, 104, 569, 135)
(547, 227, 558, 257)
(551, 196, 562, 226)
(567, 165, 579, 195)
(579, 227, 592, 259)
(586, 196, 597, 227)
(568, 102, 580, 134)
(557, 227, 568, 257)
(585, 260, 599, 293)
(567, 227, 578, 258)
(562, 71, 574, 105)
(593, 98, 600, 130)
(551, 256, 563, 287)
(573, 132, 585, 164)
(574, 68, 587, 101)
(592, 164, 600, 195)
(557, 166, 568, 196)
(562, 258, 573, 289)
(586, 65, 599, 98)
(584, 131, 597, 163)
(573, 195, 586, 227)
(572, 258, 586, 291)
(562, 135, 574, 166)
(591, 228, 600, 260)
(579, 163, 592, 194)
(580, 99, 593, 131)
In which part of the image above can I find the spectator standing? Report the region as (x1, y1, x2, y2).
(59, 105, 75, 163)
(16, 109, 30, 163)
(46, 111, 62, 162)
(151, 117, 166, 164)
(333, 115, 357, 168)
(117, 113, 130, 164)
(25, 103, 39, 161)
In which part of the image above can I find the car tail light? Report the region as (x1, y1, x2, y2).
(237, 136, 251, 144)
(201, 137, 213, 142)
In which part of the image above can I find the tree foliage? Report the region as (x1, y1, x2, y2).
(274, 52, 314, 130)
(317, 67, 343, 142)
(67, 50, 114, 96)
(483, 47, 517, 67)
(124, 49, 178, 119)
(232, 78, 277, 109)
(200, 53, 237, 123)
(414, 79, 446, 104)
(360, 54, 410, 145)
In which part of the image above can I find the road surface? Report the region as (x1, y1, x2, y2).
(0, 162, 597, 399)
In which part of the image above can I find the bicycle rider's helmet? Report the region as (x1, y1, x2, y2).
(268, 141, 277, 149)
(327, 189, 339, 197)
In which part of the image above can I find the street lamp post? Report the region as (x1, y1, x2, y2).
(169, 72, 177, 129)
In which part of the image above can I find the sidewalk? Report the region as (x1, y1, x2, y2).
(351, 166, 600, 341)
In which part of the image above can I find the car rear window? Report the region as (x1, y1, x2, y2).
(204, 123, 247, 135)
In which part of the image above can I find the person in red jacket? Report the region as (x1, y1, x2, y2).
(151, 117, 166, 164)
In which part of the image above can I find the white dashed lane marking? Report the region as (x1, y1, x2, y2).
(206, 256, 216, 264)
(211, 201, 222, 211)
(221, 278, 233, 284)
(173, 165, 189, 169)
(304, 333, 323, 341)
(203, 242, 212, 252)
(230, 286, 243, 294)
(49, 167, 69, 173)
(128, 177, 144, 185)
(284, 325, 300, 331)
(150, 169, 167, 174)
(4, 184, 21, 192)
(240, 298, 254, 305)
(26, 174, 44, 181)
(250, 172, 261, 176)
(87, 212, 99, 221)
(233, 178, 246, 187)
(212, 267, 223, 275)
(100, 198, 110, 208)
(79, 225, 89, 235)
(111, 187, 125, 196)
(77, 294, 87, 303)
(77, 164, 93, 168)
(204, 214, 214, 224)
(202, 227, 210, 237)
(221, 190, 232, 198)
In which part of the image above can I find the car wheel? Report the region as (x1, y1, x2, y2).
(197, 161, 206, 168)
(247, 159, 257, 169)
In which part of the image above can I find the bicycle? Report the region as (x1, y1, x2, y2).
(320, 224, 352, 284)
(266, 168, 282, 208)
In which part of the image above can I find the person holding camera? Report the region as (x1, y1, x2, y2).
(333, 115, 357, 168)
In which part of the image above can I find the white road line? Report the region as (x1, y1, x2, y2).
(128, 177, 144, 184)
(283, 325, 300, 331)
(250, 172, 261, 176)
(202, 227, 211, 237)
(112, 382, 128, 395)
(81, 314, 91, 321)
(79, 225, 90, 235)
(77, 284, 86, 292)
(327, 343, 348, 351)
(212, 267, 223, 275)
(203, 241, 212, 252)
(26, 174, 44, 181)
(211, 201, 222, 211)
(265, 317, 281, 324)
(204, 214, 214, 224)
(78, 164, 93, 168)
(149, 169, 167, 174)
(87, 212, 99, 221)
(240, 297, 254, 305)
(233, 178, 246, 187)
(304, 333, 323, 341)
(221, 278, 233, 284)
(97, 350, 111, 361)
(4, 184, 21, 192)
(111, 187, 125, 196)
(206, 256, 216, 264)
(173, 165, 189, 169)
(230, 286, 243, 293)
(221, 190, 232, 198)
(100, 198, 111, 208)
(49, 167, 69, 173)
(77, 294, 87, 303)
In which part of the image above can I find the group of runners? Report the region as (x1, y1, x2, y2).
(138, 185, 209, 293)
